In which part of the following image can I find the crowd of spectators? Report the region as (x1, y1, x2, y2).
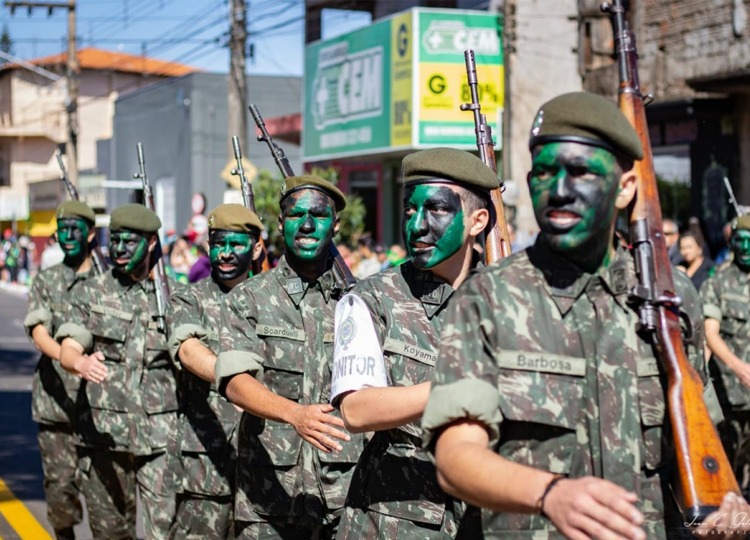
(664, 216, 737, 291)
(0, 229, 35, 285)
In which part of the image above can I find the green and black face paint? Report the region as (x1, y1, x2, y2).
(57, 217, 90, 266)
(732, 229, 750, 271)
(109, 230, 150, 275)
(402, 184, 465, 269)
(281, 190, 336, 265)
(529, 142, 621, 261)
(209, 229, 255, 283)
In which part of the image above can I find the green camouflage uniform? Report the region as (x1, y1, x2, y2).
(56, 269, 178, 540)
(333, 260, 480, 539)
(422, 242, 722, 539)
(24, 263, 92, 534)
(701, 263, 750, 493)
(168, 278, 241, 539)
(216, 256, 365, 539)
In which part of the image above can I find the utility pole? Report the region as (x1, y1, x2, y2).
(228, 0, 247, 159)
(5, 0, 78, 187)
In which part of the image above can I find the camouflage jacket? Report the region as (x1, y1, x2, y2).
(168, 277, 240, 497)
(216, 256, 365, 524)
(335, 259, 475, 533)
(24, 263, 93, 425)
(701, 263, 750, 410)
(56, 269, 177, 455)
(422, 242, 722, 539)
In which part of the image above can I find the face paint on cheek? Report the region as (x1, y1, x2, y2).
(530, 143, 620, 253)
(282, 191, 335, 262)
(209, 230, 254, 281)
(402, 184, 465, 269)
(109, 231, 149, 273)
(57, 218, 89, 258)
(733, 230, 750, 268)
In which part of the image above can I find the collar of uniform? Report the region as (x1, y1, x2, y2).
(402, 261, 456, 319)
(529, 240, 631, 316)
(727, 260, 750, 282)
(274, 256, 337, 306)
(62, 263, 91, 289)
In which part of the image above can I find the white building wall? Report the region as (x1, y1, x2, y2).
(508, 0, 582, 239)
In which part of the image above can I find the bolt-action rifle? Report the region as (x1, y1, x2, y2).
(603, 0, 740, 523)
(249, 104, 356, 292)
(133, 142, 170, 334)
(460, 49, 512, 263)
(55, 149, 108, 275)
(230, 135, 270, 275)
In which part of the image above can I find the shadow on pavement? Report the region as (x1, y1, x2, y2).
(0, 390, 44, 501)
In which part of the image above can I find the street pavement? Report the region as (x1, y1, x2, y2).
(0, 283, 141, 539)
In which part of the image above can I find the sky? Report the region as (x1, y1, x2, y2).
(0, 0, 371, 76)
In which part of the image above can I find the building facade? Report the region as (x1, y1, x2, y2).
(581, 0, 750, 255)
(0, 48, 195, 250)
(110, 72, 302, 238)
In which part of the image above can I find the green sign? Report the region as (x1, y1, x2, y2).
(303, 8, 503, 162)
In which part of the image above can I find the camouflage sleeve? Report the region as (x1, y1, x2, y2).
(23, 273, 51, 336)
(674, 270, 723, 424)
(168, 285, 209, 367)
(54, 282, 93, 352)
(422, 276, 503, 453)
(215, 286, 264, 395)
(700, 273, 722, 322)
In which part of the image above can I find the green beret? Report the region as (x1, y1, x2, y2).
(280, 175, 346, 212)
(402, 147, 500, 192)
(109, 204, 161, 234)
(56, 200, 95, 225)
(207, 204, 264, 234)
(733, 215, 750, 232)
(529, 92, 644, 161)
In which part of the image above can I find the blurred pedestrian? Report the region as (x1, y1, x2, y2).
(354, 233, 381, 278)
(678, 229, 714, 289)
(663, 218, 681, 266)
(40, 234, 65, 271)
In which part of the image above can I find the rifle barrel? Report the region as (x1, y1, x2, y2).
(249, 104, 356, 290)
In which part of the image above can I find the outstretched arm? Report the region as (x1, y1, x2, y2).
(434, 420, 646, 540)
(225, 372, 350, 453)
(339, 382, 430, 433)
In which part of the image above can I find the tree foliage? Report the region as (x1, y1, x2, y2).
(251, 166, 367, 257)
(0, 24, 13, 61)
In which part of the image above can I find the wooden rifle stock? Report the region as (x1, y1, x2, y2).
(55, 149, 108, 275)
(460, 49, 512, 263)
(230, 135, 270, 275)
(249, 104, 356, 292)
(133, 142, 171, 334)
(604, 0, 740, 522)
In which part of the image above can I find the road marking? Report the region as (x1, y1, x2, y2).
(0, 477, 51, 540)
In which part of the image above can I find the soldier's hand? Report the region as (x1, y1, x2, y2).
(75, 351, 108, 384)
(290, 403, 351, 453)
(694, 492, 750, 538)
(730, 360, 750, 389)
(542, 476, 645, 540)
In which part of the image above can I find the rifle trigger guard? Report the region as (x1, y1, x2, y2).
(679, 309, 694, 343)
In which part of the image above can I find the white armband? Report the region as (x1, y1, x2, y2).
(330, 293, 387, 405)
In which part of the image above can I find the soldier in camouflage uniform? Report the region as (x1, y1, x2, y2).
(329, 148, 496, 539)
(702, 214, 750, 497)
(168, 204, 264, 539)
(216, 175, 365, 539)
(57, 204, 177, 540)
(421, 92, 747, 539)
(24, 201, 98, 540)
